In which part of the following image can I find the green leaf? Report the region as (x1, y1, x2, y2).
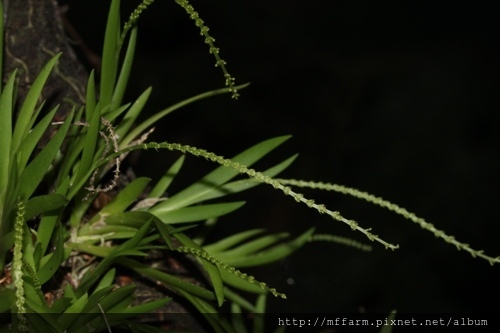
(70, 243, 113, 258)
(204, 229, 265, 253)
(154, 201, 245, 224)
(202, 257, 225, 307)
(179, 290, 236, 333)
(88, 177, 150, 225)
(0, 71, 16, 196)
(117, 257, 216, 301)
(65, 293, 89, 314)
(100, 0, 121, 108)
(102, 102, 131, 123)
(85, 285, 135, 313)
(380, 310, 397, 333)
(64, 283, 77, 301)
(17, 109, 74, 200)
(112, 26, 138, 109)
(22, 311, 64, 332)
(212, 232, 290, 259)
(24, 281, 49, 311)
(21, 223, 37, 274)
(225, 287, 256, 312)
(253, 294, 267, 333)
(75, 103, 101, 185)
(154, 219, 174, 250)
(0, 1, 4, 88)
(85, 70, 96, 120)
(0, 288, 15, 312)
(17, 105, 59, 172)
(103, 211, 157, 228)
(49, 297, 73, 314)
(231, 307, 248, 333)
(122, 297, 172, 315)
(95, 269, 117, 293)
(76, 221, 152, 294)
(36, 177, 70, 254)
(55, 131, 87, 188)
(151, 136, 291, 213)
(25, 194, 67, 220)
(82, 285, 115, 312)
(121, 83, 250, 147)
(148, 155, 185, 198)
(116, 88, 152, 143)
(58, 293, 89, 328)
(38, 223, 66, 284)
(191, 154, 298, 204)
(219, 268, 265, 294)
(80, 224, 140, 239)
(123, 322, 170, 333)
(170, 231, 226, 306)
(33, 242, 43, 269)
(219, 228, 315, 267)
(11, 53, 61, 155)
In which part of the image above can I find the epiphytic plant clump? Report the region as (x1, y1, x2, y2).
(0, 1, 497, 332)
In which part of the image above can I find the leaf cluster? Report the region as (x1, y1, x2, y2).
(0, 1, 497, 333)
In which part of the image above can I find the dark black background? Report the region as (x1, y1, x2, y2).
(62, 0, 500, 316)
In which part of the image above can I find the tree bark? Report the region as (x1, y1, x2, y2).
(3, 0, 88, 119)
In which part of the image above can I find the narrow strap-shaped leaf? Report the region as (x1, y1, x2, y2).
(380, 310, 398, 333)
(153, 201, 245, 224)
(16, 105, 59, 172)
(199, 255, 225, 307)
(122, 297, 172, 315)
(154, 219, 174, 250)
(116, 257, 216, 301)
(94, 268, 116, 292)
(76, 221, 152, 295)
(25, 194, 67, 221)
(191, 154, 298, 204)
(88, 177, 151, 225)
(178, 290, 235, 333)
(221, 228, 315, 268)
(38, 223, 66, 284)
(36, 176, 70, 254)
(23, 280, 46, 310)
(171, 231, 226, 306)
(112, 26, 138, 110)
(11, 53, 61, 155)
(47, 297, 72, 314)
(116, 87, 152, 142)
(85, 70, 96, 120)
(99, 210, 157, 229)
(0, 1, 4, 91)
(204, 229, 265, 253)
(100, 0, 121, 108)
(148, 155, 185, 198)
(82, 284, 135, 313)
(121, 83, 249, 146)
(151, 136, 291, 212)
(224, 286, 257, 312)
(59, 293, 89, 328)
(20, 310, 63, 332)
(17, 109, 74, 200)
(102, 102, 131, 122)
(0, 71, 16, 198)
(253, 294, 267, 333)
(213, 233, 289, 259)
(75, 103, 101, 185)
(218, 268, 265, 294)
